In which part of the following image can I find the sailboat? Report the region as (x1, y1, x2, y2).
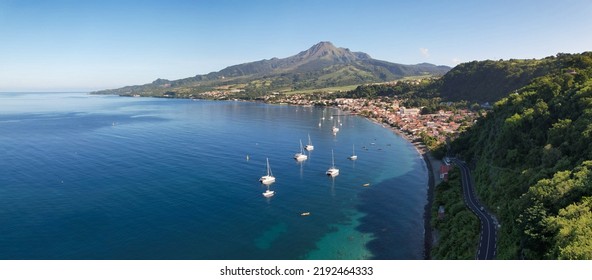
(305, 134, 314, 151)
(294, 140, 308, 161)
(348, 144, 358, 160)
(259, 158, 276, 185)
(332, 123, 339, 134)
(326, 149, 339, 177)
(333, 113, 343, 133)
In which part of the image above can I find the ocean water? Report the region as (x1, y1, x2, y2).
(0, 92, 427, 260)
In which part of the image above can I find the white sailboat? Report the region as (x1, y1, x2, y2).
(294, 140, 308, 161)
(348, 144, 358, 160)
(332, 123, 339, 134)
(305, 134, 314, 151)
(334, 113, 344, 132)
(259, 158, 276, 185)
(326, 149, 339, 177)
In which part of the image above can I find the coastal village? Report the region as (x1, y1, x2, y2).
(261, 91, 481, 155)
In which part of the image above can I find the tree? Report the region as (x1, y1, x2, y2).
(547, 198, 592, 259)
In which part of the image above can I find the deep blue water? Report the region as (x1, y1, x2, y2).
(0, 92, 427, 259)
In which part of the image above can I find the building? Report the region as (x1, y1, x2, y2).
(399, 107, 421, 116)
(440, 164, 451, 181)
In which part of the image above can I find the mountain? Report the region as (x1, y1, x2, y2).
(92, 41, 450, 98)
(450, 52, 592, 259)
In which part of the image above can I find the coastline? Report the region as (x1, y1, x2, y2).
(421, 152, 437, 259)
(366, 116, 441, 260)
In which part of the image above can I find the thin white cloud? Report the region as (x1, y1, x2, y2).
(419, 48, 430, 58)
(451, 57, 461, 65)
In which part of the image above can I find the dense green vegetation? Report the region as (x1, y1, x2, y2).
(288, 52, 589, 106)
(327, 53, 586, 106)
(431, 169, 480, 259)
(435, 57, 560, 103)
(451, 52, 592, 259)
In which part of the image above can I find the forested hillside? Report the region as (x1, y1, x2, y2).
(451, 52, 592, 259)
(434, 54, 587, 103)
(331, 54, 587, 106)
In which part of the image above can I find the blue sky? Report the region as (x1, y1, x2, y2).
(1, 0, 591, 91)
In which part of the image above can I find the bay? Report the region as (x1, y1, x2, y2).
(0, 92, 427, 259)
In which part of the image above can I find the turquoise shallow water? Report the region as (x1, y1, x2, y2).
(0, 92, 427, 259)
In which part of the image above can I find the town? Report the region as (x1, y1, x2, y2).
(262, 91, 482, 154)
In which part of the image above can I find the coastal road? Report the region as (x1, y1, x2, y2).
(453, 158, 497, 260)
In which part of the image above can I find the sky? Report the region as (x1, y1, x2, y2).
(1, 0, 591, 92)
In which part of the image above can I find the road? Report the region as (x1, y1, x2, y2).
(453, 158, 497, 260)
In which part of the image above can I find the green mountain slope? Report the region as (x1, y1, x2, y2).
(450, 52, 592, 259)
(330, 54, 587, 105)
(434, 55, 580, 103)
(92, 42, 450, 98)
